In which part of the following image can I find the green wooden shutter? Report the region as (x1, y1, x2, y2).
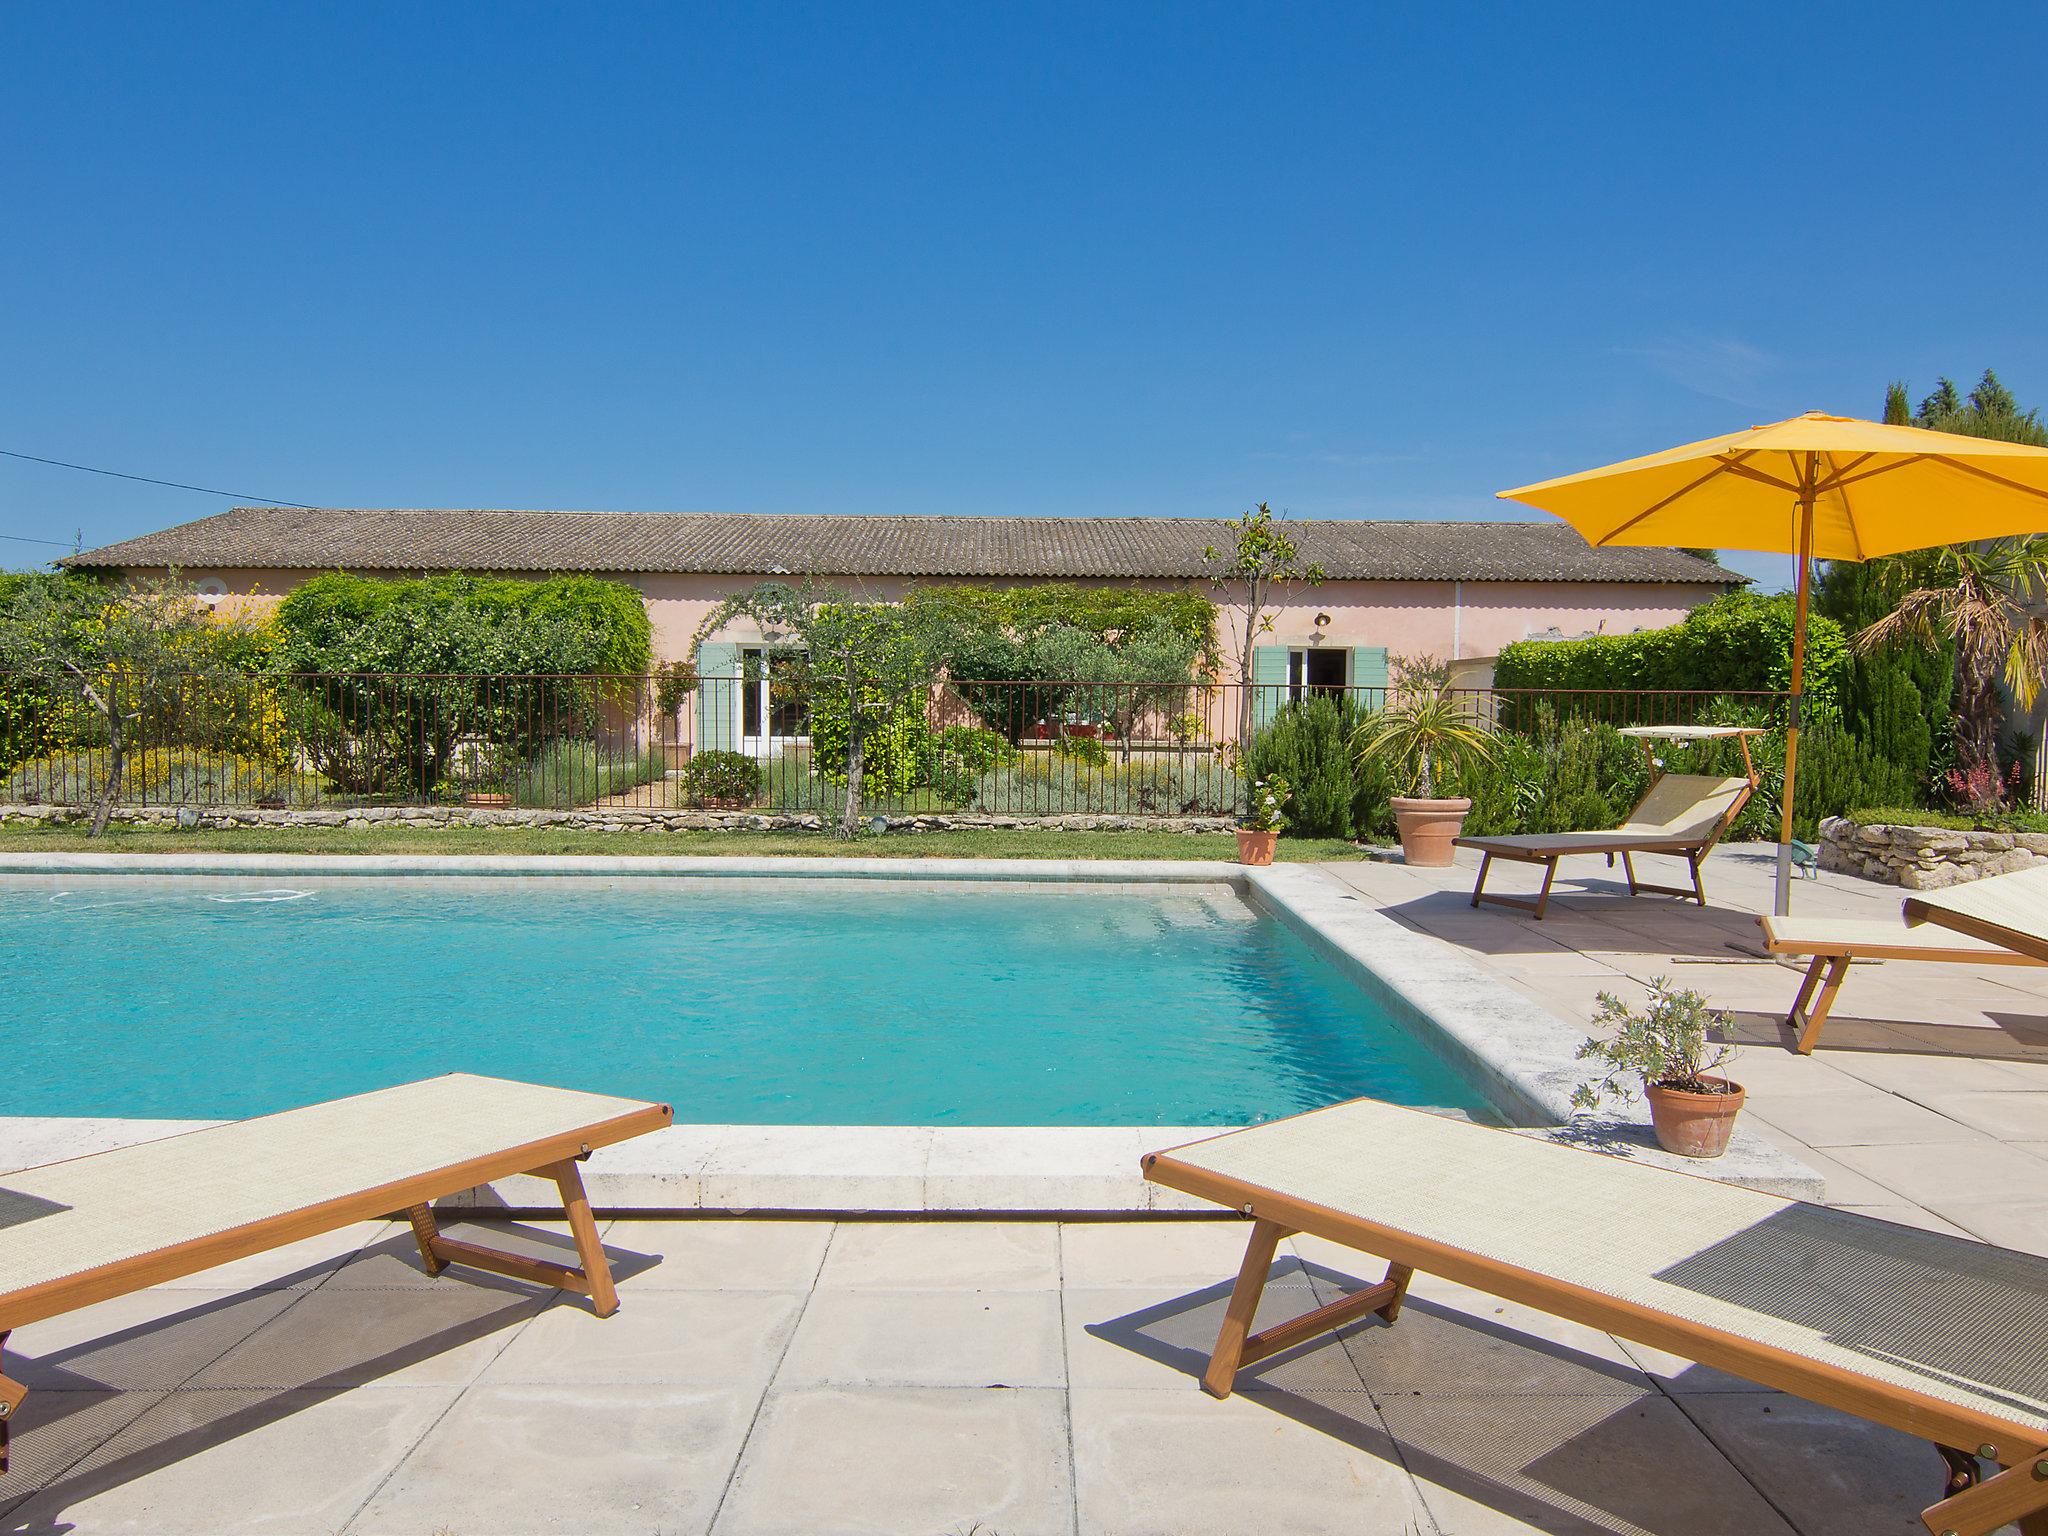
(1250, 645, 1291, 732)
(1350, 646, 1390, 705)
(697, 642, 738, 753)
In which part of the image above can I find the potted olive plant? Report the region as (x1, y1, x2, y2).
(1237, 774, 1291, 865)
(652, 659, 699, 770)
(1572, 979, 1745, 1158)
(1350, 656, 1493, 866)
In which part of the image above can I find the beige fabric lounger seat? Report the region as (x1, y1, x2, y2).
(0, 1072, 672, 1475)
(1759, 913, 2045, 1053)
(1144, 1096, 2048, 1536)
(1906, 863, 2048, 964)
(1455, 772, 1754, 918)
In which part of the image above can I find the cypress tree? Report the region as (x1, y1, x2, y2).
(1815, 553, 1952, 796)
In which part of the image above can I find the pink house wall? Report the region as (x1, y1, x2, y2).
(171, 566, 1725, 750)
(184, 566, 1721, 678)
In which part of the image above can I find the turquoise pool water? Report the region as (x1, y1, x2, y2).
(2, 876, 1496, 1125)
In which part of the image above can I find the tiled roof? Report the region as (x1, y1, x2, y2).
(66, 508, 1743, 585)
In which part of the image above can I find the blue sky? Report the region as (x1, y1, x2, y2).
(4, 3, 2043, 591)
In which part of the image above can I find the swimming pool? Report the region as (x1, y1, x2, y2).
(1, 873, 1502, 1126)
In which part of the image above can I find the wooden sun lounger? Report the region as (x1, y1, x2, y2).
(1456, 772, 1756, 918)
(1759, 913, 2046, 1053)
(1906, 863, 2048, 964)
(0, 1072, 672, 1475)
(1144, 1097, 2048, 1536)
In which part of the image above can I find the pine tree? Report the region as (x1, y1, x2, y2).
(1883, 381, 1911, 425)
(1918, 377, 1962, 423)
(1908, 369, 2047, 444)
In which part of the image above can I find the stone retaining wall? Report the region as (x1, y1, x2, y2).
(0, 802, 1235, 835)
(1817, 815, 2048, 889)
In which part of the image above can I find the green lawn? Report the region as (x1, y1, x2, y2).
(0, 823, 1363, 861)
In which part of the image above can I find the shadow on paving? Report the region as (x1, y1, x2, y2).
(1713, 1006, 2048, 1060)
(1375, 890, 1773, 961)
(0, 1224, 659, 1532)
(1079, 1261, 1798, 1536)
(1083, 1252, 1980, 1534)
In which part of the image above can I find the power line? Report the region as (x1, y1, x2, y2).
(0, 448, 314, 508)
(0, 531, 77, 549)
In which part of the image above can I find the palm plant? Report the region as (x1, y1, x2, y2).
(1350, 655, 1495, 799)
(1857, 537, 2048, 798)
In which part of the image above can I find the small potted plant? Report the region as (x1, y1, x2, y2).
(1350, 655, 1492, 866)
(1572, 978, 1745, 1158)
(652, 659, 699, 769)
(461, 743, 516, 808)
(1238, 774, 1290, 865)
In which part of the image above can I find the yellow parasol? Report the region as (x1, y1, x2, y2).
(1498, 411, 2048, 913)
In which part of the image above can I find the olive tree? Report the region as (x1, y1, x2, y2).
(1028, 620, 1203, 760)
(0, 573, 259, 836)
(1203, 503, 1323, 747)
(691, 582, 945, 838)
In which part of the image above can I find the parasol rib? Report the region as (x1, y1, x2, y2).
(1597, 460, 1742, 544)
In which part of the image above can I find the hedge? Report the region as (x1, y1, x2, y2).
(1493, 592, 1848, 724)
(273, 572, 651, 677)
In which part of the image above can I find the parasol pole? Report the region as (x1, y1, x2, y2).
(1774, 474, 1816, 916)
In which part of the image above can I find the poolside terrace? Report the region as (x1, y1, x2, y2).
(1, 846, 2043, 1534)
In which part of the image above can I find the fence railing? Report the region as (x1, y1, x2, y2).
(0, 671, 1792, 820)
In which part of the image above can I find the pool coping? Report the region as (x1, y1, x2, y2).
(0, 853, 1823, 1206)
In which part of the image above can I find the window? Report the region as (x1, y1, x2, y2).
(1287, 647, 1348, 700)
(739, 647, 808, 741)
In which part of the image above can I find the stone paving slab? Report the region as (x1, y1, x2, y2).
(1325, 845, 2048, 1245)
(0, 1214, 2018, 1534)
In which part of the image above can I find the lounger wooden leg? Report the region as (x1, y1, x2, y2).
(1689, 853, 1707, 906)
(548, 1157, 619, 1319)
(1377, 1262, 1415, 1323)
(0, 1331, 20, 1476)
(1202, 1218, 1288, 1399)
(405, 1203, 450, 1275)
(402, 1163, 618, 1315)
(1921, 1444, 2048, 1536)
(1202, 1224, 1417, 1399)
(1532, 858, 1559, 920)
(1794, 957, 1851, 1055)
(1788, 956, 1827, 1026)
(1621, 851, 1639, 895)
(1470, 853, 1492, 909)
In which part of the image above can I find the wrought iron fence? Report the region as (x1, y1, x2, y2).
(0, 670, 1792, 820)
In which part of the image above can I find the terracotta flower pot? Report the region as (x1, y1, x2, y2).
(1236, 828, 1279, 866)
(1389, 796, 1472, 867)
(1645, 1076, 1746, 1159)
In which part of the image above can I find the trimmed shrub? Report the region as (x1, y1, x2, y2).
(678, 750, 762, 804)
